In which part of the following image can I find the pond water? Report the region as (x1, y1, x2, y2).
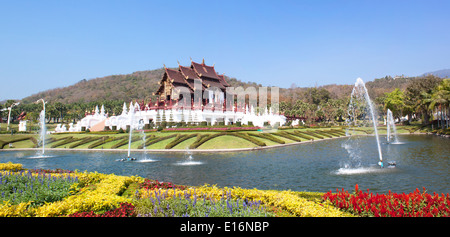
(1, 134, 448, 194)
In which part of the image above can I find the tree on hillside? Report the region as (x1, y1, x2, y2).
(384, 88, 405, 121)
(404, 75, 442, 124)
(428, 79, 450, 129)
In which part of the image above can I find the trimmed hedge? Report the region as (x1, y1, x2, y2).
(137, 135, 156, 149)
(248, 133, 285, 144)
(272, 132, 302, 142)
(0, 136, 35, 149)
(165, 134, 198, 149)
(302, 131, 324, 139)
(88, 136, 128, 149)
(230, 133, 266, 147)
(138, 134, 177, 149)
(189, 133, 225, 149)
(69, 136, 108, 149)
(291, 131, 315, 140)
(322, 130, 344, 137)
(329, 129, 346, 136)
(88, 136, 114, 149)
(312, 130, 333, 138)
(50, 137, 78, 148)
(188, 132, 266, 149)
(111, 135, 142, 149)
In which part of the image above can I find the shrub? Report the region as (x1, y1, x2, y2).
(0, 137, 35, 149)
(273, 132, 302, 142)
(50, 136, 77, 148)
(111, 135, 141, 149)
(291, 131, 315, 140)
(302, 131, 324, 139)
(165, 134, 198, 149)
(228, 133, 266, 146)
(312, 130, 333, 138)
(88, 136, 112, 149)
(138, 134, 177, 149)
(248, 133, 285, 144)
(69, 136, 106, 149)
(188, 133, 226, 149)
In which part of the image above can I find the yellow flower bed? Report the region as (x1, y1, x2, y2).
(0, 162, 349, 217)
(34, 172, 144, 217)
(137, 184, 350, 217)
(0, 162, 24, 171)
(0, 201, 33, 217)
(194, 185, 350, 217)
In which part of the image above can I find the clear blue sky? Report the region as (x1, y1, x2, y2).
(1, 0, 449, 101)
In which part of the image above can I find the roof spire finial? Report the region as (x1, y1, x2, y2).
(202, 58, 205, 65)
(163, 63, 167, 69)
(190, 57, 193, 63)
(177, 60, 181, 67)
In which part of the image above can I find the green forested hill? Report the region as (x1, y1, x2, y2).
(21, 68, 261, 104)
(20, 67, 438, 105)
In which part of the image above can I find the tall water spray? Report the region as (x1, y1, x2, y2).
(37, 99, 47, 155)
(386, 109, 399, 144)
(347, 78, 384, 167)
(127, 103, 135, 158)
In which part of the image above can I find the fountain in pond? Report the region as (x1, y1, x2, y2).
(31, 99, 51, 158)
(343, 78, 384, 169)
(136, 119, 158, 163)
(175, 148, 203, 166)
(118, 102, 138, 162)
(386, 109, 400, 144)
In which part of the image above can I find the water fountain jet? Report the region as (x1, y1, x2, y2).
(346, 78, 384, 167)
(36, 99, 47, 156)
(386, 109, 400, 144)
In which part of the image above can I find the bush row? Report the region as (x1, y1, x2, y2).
(69, 136, 108, 149)
(302, 131, 324, 139)
(0, 137, 35, 149)
(329, 129, 347, 136)
(165, 134, 198, 149)
(188, 133, 225, 149)
(111, 135, 142, 149)
(291, 131, 315, 140)
(272, 132, 302, 142)
(88, 136, 115, 149)
(311, 130, 333, 138)
(50, 137, 77, 148)
(138, 134, 177, 149)
(248, 133, 285, 144)
(229, 133, 266, 147)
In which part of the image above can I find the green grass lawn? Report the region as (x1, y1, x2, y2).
(0, 125, 427, 151)
(197, 135, 258, 149)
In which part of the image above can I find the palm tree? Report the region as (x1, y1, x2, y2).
(429, 79, 450, 129)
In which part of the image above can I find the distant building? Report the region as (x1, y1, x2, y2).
(156, 59, 230, 108)
(64, 59, 286, 132)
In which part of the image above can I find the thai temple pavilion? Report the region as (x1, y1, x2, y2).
(156, 59, 230, 106)
(58, 60, 286, 133)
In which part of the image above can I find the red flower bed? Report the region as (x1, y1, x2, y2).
(323, 184, 450, 217)
(30, 168, 74, 174)
(68, 203, 136, 217)
(139, 179, 186, 190)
